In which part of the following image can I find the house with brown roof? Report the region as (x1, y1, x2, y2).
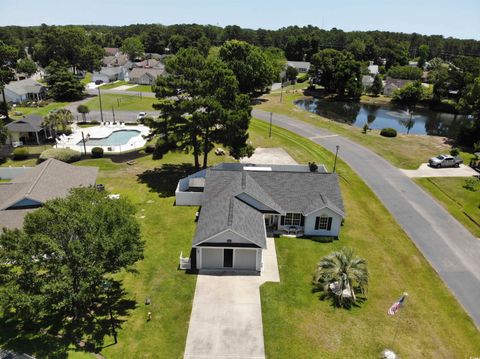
(0, 158, 98, 229)
(104, 47, 120, 56)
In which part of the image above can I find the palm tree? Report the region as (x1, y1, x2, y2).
(55, 109, 74, 131)
(313, 247, 368, 308)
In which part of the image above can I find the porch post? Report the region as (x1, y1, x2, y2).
(35, 131, 40, 144)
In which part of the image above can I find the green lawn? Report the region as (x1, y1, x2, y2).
(415, 177, 480, 238)
(100, 81, 129, 89)
(84, 94, 157, 112)
(249, 119, 480, 358)
(9, 102, 68, 119)
(80, 72, 92, 85)
(127, 85, 154, 93)
(1, 120, 478, 358)
(255, 91, 453, 169)
(1, 145, 54, 167)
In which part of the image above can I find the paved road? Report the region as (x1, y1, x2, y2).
(253, 109, 480, 328)
(87, 88, 156, 97)
(184, 238, 280, 359)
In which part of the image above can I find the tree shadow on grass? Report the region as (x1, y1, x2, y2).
(137, 163, 196, 198)
(0, 280, 137, 358)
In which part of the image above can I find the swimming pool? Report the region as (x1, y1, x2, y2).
(78, 130, 141, 146)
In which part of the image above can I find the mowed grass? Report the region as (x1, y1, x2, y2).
(250, 119, 480, 358)
(255, 91, 451, 169)
(71, 152, 232, 358)
(84, 93, 157, 112)
(99, 80, 129, 89)
(9, 102, 68, 119)
(415, 177, 480, 238)
(128, 85, 154, 93)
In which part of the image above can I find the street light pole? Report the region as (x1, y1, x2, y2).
(333, 145, 340, 173)
(98, 87, 104, 123)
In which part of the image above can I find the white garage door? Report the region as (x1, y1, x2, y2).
(234, 249, 257, 270)
(201, 248, 223, 269)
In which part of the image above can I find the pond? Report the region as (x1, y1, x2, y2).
(295, 98, 470, 137)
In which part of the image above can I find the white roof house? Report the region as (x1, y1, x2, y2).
(367, 61, 379, 75)
(286, 61, 311, 73)
(92, 67, 129, 84)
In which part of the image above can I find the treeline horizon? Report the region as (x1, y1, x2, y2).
(1, 23, 479, 60)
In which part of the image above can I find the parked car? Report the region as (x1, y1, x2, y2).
(428, 154, 463, 168)
(95, 79, 104, 85)
(137, 112, 147, 121)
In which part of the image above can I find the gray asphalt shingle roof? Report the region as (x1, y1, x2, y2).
(193, 165, 344, 248)
(5, 78, 45, 96)
(0, 158, 98, 229)
(6, 115, 44, 133)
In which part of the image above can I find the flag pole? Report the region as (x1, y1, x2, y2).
(390, 292, 408, 349)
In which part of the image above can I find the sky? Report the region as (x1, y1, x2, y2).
(1, 0, 479, 40)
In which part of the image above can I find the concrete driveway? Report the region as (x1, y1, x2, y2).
(253, 109, 480, 328)
(184, 238, 279, 359)
(401, 163, 479, 178)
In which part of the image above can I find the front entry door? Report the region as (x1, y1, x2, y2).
(223, 249, 233, 268)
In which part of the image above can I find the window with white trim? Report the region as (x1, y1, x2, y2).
(315, 215, 332, 230)
(283, 213, 303, 226)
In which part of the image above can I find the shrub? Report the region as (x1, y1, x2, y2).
(296, 73, 309, 83)
(380, 128, 397, 137)
(91, 147, 104, 158)
(362, 123, 369, 134)
(39, 148, 81, 163)
(12, 147, 29, 161)
(463, 178, 479, 192)
(450, 147, 460, 156)
(90, 120, 99, 125)
(145, 144, 155, 154)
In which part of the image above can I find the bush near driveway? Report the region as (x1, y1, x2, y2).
(91, 147, 104, 158)
(39, 148, 81, 163)
(12, 147, 29, 160)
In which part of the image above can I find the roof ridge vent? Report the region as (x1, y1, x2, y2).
(227, 197, 234, 226)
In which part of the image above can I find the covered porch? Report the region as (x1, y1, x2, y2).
(264, 213, 305, 236)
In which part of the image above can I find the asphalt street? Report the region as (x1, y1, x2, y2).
(253, 108, 480, 328)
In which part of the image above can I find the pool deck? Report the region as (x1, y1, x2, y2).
(56, 123, 150, 153)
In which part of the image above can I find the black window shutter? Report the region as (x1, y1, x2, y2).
(327, 217, 332, 231)
(315, 217, 319, 230)
(301, 215, 305, 226)
(281, 216, 285, 225)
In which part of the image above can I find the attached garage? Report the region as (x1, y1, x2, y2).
(201, 248, 224, 269)
(234, 249, 257, 270)
(197, 247, 261, 271)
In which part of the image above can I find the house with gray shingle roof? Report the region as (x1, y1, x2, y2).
(1, 78, 47, 104)
(176, 163, 344, 272)
(0, 158, 98, 229)
(92, 66, 129, 84)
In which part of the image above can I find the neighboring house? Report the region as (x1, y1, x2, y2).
(0, 158, 98, 229)
(367, 61, 379, 76)
(129, 67, 165, 85)
(6, 115, 49, 145)
(92, 66, 129, 83)
(104, 47, 120, 56)
(176, 163, 344, 272)
(1, 78, 47, 104)
(133, 59, 163, 69)
(102, 54, 129, 67)
(286, 61, 311, 73)
(383, 77, 412, 96)
(362, 75, 374, 89)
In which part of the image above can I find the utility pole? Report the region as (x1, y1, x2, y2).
(333, 145, 340, 173)
(280, 82, 283, 103)
(269, 112, 273, 138)
(98, 87, 104, 123)
(81, 131, 87, 156)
